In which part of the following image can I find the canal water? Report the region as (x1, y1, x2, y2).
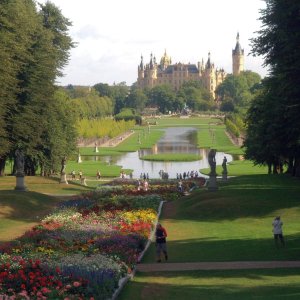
(83, 127, 233, 179)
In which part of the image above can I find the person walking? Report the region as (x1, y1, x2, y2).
(155, 223, 168, 262)
(272, 216, 285, 248)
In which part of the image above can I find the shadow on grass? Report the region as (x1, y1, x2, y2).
(119, 268, 300, 300)
(0, 190, 61, 222)
(172, 174, 300, 221)
(142, 234, 300, 263)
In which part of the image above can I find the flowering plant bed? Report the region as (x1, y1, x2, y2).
(0, 180, 184, 299)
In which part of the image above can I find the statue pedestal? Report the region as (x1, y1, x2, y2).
(222, 171, 228, 181)
(80, 177, 87, 186)
(60, 173, 68, 184)
(15, 175, 28, 191)
(77, 154, 82, 163)
(207, 174, 218, 191)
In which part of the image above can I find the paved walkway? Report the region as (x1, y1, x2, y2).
(136, 261, 300, 272)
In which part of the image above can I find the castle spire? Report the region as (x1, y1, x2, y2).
(232, 32, 245, 75)
(139, 55, 144, 69)
(149, 52, 153, 69)
(206, 52, 211, 69)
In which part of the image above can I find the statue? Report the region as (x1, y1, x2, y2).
(61, 156, 67, 175)
(15, 149, 25, 175)
(222, 156, 228, 173)
(208, 149, 216, 175)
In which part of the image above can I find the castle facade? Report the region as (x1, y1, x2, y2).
(137, 33, 244, 97)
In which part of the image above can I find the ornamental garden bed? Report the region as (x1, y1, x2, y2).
(0, 180, 190, 299)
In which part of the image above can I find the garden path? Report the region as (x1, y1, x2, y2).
(136, 260, 300, 272)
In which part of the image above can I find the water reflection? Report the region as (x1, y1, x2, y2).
(82, 127, 233, 179)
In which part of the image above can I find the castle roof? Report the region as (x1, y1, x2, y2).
(162, 64, 199, 74)
(233, 32, 244, 55)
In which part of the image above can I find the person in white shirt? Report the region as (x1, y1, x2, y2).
(272, 216, 285, 248)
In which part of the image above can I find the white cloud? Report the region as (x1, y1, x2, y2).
(40, 0, 267, 86)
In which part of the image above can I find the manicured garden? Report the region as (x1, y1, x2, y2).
(119, 174, 300, 299)
(0, 179, 185, 299)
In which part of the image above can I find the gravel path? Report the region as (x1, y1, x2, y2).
(136, 261, 300, 272)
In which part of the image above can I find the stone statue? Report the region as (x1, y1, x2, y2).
(61, 156, 67, 175)
(222, 156, 228, 173)
(208, 149, 216, 175)
(15, 149, 25, 175)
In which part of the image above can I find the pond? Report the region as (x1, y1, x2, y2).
(82, 127, 233, 179)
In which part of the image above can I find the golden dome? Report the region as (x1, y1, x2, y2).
(160, 49, 171, 66)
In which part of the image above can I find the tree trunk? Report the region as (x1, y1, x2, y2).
(0, 157, 6, 176)
(293, 157, 300, 177)
(286, 157, 294, 175)
(268, 163, 272, 174)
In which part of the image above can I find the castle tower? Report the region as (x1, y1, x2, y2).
(232, 32, 244, 75)
(204, 52, 216, 95)
(138, 55, 144, 78)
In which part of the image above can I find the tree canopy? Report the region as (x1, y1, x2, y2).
(0, 0, 76, 175)
(244, 0, 300, 176)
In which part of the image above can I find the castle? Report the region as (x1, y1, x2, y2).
(137, 33, 244, 97)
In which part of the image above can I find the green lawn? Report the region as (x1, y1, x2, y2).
(141, 153, 202, 162)
(0, 190, 62, 242)
(0, 176, 92, 194)
(120, 174, 300, 299)
(142, 175, 300, 263)
(147, 116, 223, 127)
(201, 159, 269, 176)
(119, 269, 300, 300)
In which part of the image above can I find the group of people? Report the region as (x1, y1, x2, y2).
(70, 170, 83, 180)
(137, 179, 149, 191)
(176, 170, 199, 180)
(159, 170, 169, 180)
(70, 170, 87, 185)
(140, 173, 149, 180)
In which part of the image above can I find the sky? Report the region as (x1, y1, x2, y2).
(39, 0, 267, 86)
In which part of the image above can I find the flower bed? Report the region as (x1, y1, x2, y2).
(0, 180, 183, 299)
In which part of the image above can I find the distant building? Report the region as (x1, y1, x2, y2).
(137, 33, 245, 98)
(232, 32, 244, 75)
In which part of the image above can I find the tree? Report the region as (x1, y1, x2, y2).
(177, 80, 213, 112)
(126, 87, 148, 113)
(0, 0, 75, 175)
(147, 85, 176, 114)
(216, 71, 261, 112)
(246, 0, 300, 176)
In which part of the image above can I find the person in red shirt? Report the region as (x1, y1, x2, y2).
(155, 223, 168, 262)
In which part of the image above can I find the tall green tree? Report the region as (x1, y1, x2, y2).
(147, 85, 176, 114)
(216, 71, 261, 112)
(245, 0, 300, 176)
(125, 87, 148, 113)
(0, 0, 76, 175)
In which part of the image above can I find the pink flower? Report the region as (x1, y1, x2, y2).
(41, 287, 51, 294)
(73, 281, 81, 287)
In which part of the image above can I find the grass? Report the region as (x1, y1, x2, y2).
(0, 190, 62, 242)
(200, 159, 269, 176)
(146, 116, 223, 127)
(119, 269, 300, 300)
(0, 176, 92, 194)
(120, 174, 300, 299)
(197, 126, 244, 155)
(66, 160, 130, 178)
(141, 153, 202, 162)
(142, 174, 300, 263)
